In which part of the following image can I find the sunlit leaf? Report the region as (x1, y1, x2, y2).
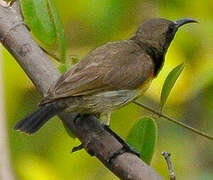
(126, 117, 157, 164)
(160, 63, 185, 110)
(20, 0, 66, 62)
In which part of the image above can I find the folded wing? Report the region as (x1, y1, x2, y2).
(42, 41, 154, 103)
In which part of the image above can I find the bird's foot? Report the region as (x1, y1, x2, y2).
(71, 144, 84, 153)
(71, 143, 95, 156)
(71, 114, 96, 156)
(103, 125, 140, 163)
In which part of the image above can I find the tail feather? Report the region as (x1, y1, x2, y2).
(14, 102, 66, 134)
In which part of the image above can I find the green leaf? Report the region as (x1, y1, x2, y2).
(160, 63, 185, 110)
(21, 0, 56, 45)
(126, 117, 157, 165)
(47, 0, 66, 62)
(20, 0, 66, 62)
(71, 56, 80, 65)
(58, 63, 68, 74)
(58, 56, 79, 74)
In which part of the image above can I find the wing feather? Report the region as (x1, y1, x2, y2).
(43, 41, 154, 103)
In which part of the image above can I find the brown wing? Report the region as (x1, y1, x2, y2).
(43, 40, 154, 102)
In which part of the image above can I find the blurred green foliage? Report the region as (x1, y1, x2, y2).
(2, 0, 213, 179)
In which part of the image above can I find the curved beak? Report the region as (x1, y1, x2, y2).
(174, 18, 198, 28)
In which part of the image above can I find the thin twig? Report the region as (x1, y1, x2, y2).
(161, 152, 176, 180)
(134, 101, 213, 141)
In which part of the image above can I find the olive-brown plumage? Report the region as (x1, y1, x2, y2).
(43, 41, 154, 100)
(14, 18, 197, 134)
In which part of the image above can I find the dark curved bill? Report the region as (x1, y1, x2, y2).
(174, 18, 198, 28)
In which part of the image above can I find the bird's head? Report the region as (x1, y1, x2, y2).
(132, 18, 197, 53)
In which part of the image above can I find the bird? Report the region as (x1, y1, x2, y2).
(14, 18, 197, 134)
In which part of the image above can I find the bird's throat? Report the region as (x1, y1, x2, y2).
(134, 40, 165, 77)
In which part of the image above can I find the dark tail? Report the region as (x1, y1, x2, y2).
(14, 102, 66, 134)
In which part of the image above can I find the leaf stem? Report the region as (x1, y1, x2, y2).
(134, 101, 213, 141)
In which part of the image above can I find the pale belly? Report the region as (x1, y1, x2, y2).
(65, 80, 152, 115)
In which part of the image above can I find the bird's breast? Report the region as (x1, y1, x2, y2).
(136, 75, 154, 97)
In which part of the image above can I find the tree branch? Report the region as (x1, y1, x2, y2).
(0, 2, 163, 180)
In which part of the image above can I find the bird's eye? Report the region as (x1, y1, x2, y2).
(168, 25, 175, 33)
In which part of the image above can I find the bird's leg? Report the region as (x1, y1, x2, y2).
(71, 113, 140, 162)
(71, 143, 84, 153)
(102, 113, 140, 163)
(71, 114, 95, 156)
(102, 112, 111, 126)
(103, 125, 140, 159)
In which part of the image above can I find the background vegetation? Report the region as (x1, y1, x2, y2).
(2, 0, 213, 179)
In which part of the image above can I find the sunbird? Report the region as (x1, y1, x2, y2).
(14, 18, 197, 134)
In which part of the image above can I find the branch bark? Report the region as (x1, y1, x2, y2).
(0, 2, 163, 180)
